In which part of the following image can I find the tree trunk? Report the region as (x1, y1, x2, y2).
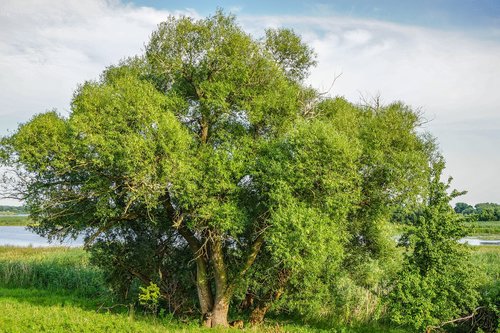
(196, 259, 214, 327)
(210, 233, 230, 327)
(176, 226, 214, 326)
(200, 116, 209, 144)
(210, 300, 230, 327)
(249, 305, 268, 325)
(249, 289, 283, 325)
(250, 269, 290, 325)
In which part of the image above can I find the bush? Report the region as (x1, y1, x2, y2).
(388, 160, 481, 331)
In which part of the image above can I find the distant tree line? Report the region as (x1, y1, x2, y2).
(0, 205, 26, 214)
(454, 202, 500, 221)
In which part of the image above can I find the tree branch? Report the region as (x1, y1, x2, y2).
(425, 307, 484, 333)
(225, 233, 265, 299)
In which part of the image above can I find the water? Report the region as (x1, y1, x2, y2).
(0, 226, 498, 248)
(458, 237, 500, 246)
(0, 226, 84, 247)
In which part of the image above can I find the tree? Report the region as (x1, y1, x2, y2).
(475, 203, 500, 221)
(1, 11, 436, 327)
(454, 202, 500, 220)
(454, 202, 473, 214)
(388, 159, 481, 331)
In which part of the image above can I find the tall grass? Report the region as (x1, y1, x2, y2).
(0, 246, 497, 332)
(0, 288, 191, 333)
(0, 287, 409, 333)
(471, 246, 500, 282)
(0, 246, 107, 298)
(0, 215, 31, 226)
(463, 221, 500, 236)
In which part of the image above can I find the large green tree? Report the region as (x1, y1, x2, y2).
(1, 11, 435, 327)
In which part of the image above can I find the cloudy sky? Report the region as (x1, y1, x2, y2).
(1, 0, 499, 205)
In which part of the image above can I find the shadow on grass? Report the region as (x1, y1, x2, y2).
(0, 287, 115, 312)
(262, 312, 409, 333)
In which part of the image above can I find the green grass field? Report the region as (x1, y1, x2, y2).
(0, 245, 498, 332)
(470, 246, 500, 283)
(0, 288, 411, 333)
(463, 221, 500, 238)
(0, 246, 417, 333)
(0, 215, 31, 226)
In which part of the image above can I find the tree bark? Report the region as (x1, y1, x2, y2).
(200, 122, 209, 144)
(210, 233, 230, 327)
(177, 226, 214, 326)
(161, 195, 215, 324)
(196, 258, 214, 327)
(210, 300, 230, 327)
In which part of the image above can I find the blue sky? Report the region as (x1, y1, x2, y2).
(132, 0, 500, 30)
(0, 0, 499, 205)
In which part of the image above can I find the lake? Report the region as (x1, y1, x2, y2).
(0, 226, 499, 247)
(0, 226, 84, 247)
(458, 237, 500, 246)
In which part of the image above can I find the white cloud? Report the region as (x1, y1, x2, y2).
(0, 0, 197, 130)
(240, 15, 500, 204)
(0, 1, 498, 204)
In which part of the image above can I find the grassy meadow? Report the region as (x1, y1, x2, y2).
(0, 221, 498, 332)
(0, 215, 31, 226)
(463, 221, 500, 238)
(0, 246, 412, 333)
(0, 244, 498, 332)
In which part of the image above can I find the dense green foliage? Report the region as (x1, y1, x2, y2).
(0, 10, 489, 329)
(388, 161, 484, 331)
(455, 202, 500, 221)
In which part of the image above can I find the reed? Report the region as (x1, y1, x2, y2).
(0, 246, 107, 297)
(0, 215, 31, 226)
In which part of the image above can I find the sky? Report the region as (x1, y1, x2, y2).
(0, 0, 499, 205)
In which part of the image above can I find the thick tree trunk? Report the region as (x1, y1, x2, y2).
(196, 259, 214, 327)
(210, 300, 230, 327)
(176, 226, 214, 326)
(210, 233, 230, 327)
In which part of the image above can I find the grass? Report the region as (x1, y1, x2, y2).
(470, 245, 500, 282)
(0, 288, 196, 333)
(0, 245, 498, 332)
(0, 246, 107, 298)
(463, 220, 500, 237)
(0, 215, 31, 226)
(0, 288, 408, 333)
(0, 246, 409, 332)
(0, 288, 405, 333)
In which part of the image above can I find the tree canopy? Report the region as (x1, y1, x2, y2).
(0, 10, 477, 329)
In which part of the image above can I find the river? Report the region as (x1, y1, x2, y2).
(0, 226, 84, 247)
(0, 226, 499, 247)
